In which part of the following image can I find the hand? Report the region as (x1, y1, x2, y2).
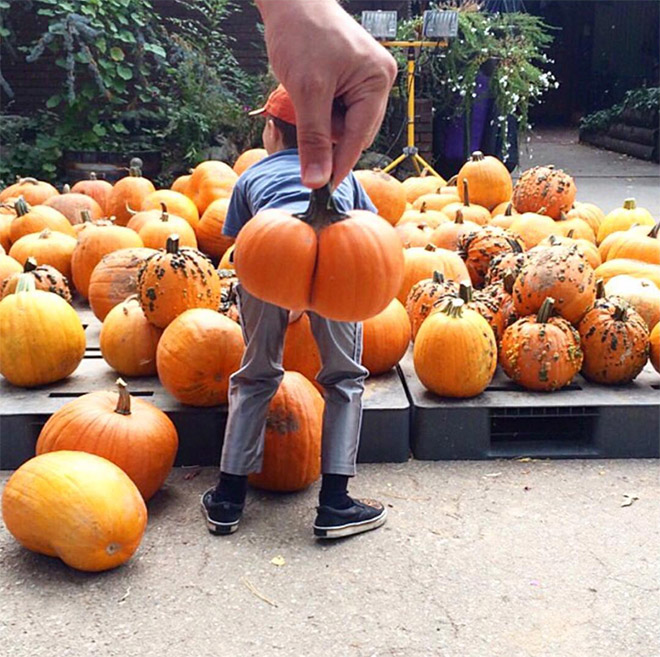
(255, 0, 397, 189)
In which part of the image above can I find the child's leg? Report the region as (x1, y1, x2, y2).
(220, 285, 289, 476)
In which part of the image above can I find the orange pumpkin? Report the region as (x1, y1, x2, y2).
(402, 172, 446, 203)
(491, 201, 518, 219)
(457, 151, 513, 210)
(156, 308, 244, 406)
(141, 190, 200, 231)
(196, 198, 235, 260)
(396, 203, 449, 229)
(599, 226, 653, 262)
(594, 259, 660, 289)
(512, 165, 576, 219)
(235, 186, 404, 322)
(556, 212, 596, 243)
(604, 275, 660, 330)
(233, 148, 268, 176)
(440, 180, 491, 226)
(354, 169, 406, 225)
(0, 254, 23, 283)
(218, 244, 235, 271)
(605, 222, 659, 265)
(247, 371, 324, 492)
(171, 174, 191, 194)
(36, 379, 177, 501)
(414, 297, 497, 397)
(535, 233, 601, 271)
(429, 210, 482, 251)
(43, 185, 104, 225)
(597, 198, 655, 244)
(8, 228, 77, 280)
(566, 202, 604, 235)
(508, 211, 561, 249)
(10, 197, 76, 243)
(489, 202, 518, 229)
(0, 177, 59, 206)
(100, 297, 163, 376)
(185, 160, 238, 214)
(137, 204, 198, 250)
(405, 271, 459, 340)
(362, 298, 411, 375)
(412, 192, 460, 213)
(0, 213, 12, 251)
(650, 322, 660, 373)
(106, 159, 156, 226)
(70, 172, 113, 215)
(2, 450, 146, 572)
(395, 221, 435, 248)
(1, 258, 72, 303)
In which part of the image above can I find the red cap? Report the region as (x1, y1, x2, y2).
(248, 84, 297, 125)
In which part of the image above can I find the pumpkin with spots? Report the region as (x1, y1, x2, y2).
(405, 271, 459, 340)
(512, 165, 576, 220)
(1, 257, 72, 303)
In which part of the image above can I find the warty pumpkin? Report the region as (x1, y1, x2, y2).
(2, 450, 146, 572)
(354, 169, 406, 225)
(405, 270, 459, 340)
(512, 165, 576, 219)
(1, 257, 72, 303)
(535, 232, 601, 271)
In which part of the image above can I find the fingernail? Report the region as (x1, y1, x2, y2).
(302, 164, 327, 187)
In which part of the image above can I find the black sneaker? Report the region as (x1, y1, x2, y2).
(200, 487, 244, 535)
(313, 498, 387, 539)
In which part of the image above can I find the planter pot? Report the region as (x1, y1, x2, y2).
(63, 150, 162, 184)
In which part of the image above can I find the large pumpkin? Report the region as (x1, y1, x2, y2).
(0, 177, 59, 206)
(43, 185, 104, 225)
(70, 172, 113, 214)
(8, 228, 77, 280)
(235, 185, 404, 322)
(457, 151, 512, 211)
(0, 274, 85, 387)
(362, 298, 411, 375)
(353, 169, 406, 225)
(1, 257, 72, 303)
(100, 297, 163, 376)
(88, 247, 158, 321)
(185, 160, 238, 214)
(197, 198, 235, 260)
(156, 308, 244, 406)
(512, 165, 576, 219)
(247, 372, 324, 492)
(138, 236, 222, 328)
(106, 159, 156, 226)
(10, 197, 76, 243)
(597, 199, 655, 244)
(141, 190, 200, 231)
(36, 379, 178, 501)
(414, 297, 497, 397)
(2, 450, 146, 572)
(233, 148, 268, 176)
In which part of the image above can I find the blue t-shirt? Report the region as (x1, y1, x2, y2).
(223, 148, 376, 237)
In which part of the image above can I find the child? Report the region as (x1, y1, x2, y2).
(201, 85, 388, 539)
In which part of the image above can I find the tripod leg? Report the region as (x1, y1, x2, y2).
(414, 154, 443, 179)
(382, 153, 407, 174)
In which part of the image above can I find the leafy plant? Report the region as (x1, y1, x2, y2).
(580, 87, 660, 133)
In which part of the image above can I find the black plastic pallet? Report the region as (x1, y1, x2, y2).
(398, 349, 660, 460)
(0, 304, 410, 470)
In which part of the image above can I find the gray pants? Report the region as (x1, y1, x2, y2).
(220, 286, 368, 477)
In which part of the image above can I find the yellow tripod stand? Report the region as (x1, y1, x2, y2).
(380, 40, 446, 178)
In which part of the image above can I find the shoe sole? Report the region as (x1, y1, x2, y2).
(313, 508, 387, 539)
(200, 496, 240, 536)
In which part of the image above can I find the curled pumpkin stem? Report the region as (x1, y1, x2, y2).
(294, 183, 348, 230)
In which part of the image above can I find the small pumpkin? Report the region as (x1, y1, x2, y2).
(567, 202, 604, 234)
(171, 174, 191, 194)
(489, 202, 518, 229)
(556, 212, 596, 243)
(0, 177, 59, 206)
(354, 169, 407, 225)
(605, 222, 660, 265)
(197, 198, 235, 260)
(156, 308, 244, 406)
(414, 297, 497, 398)
(8, 228, 77, 280)
(396, 203, 449, 229)
(430, 209, 482, 251)
(141, 190, 200, 231)
(233, 148, 268, 176)
(597, 199, 655, 244)
(362, 298, 411, 375)
(412, 192, 460, 213)
(137, 203, 198, 250)
(402, 172, 446, 203)
(457, 151, 513, 211)
(491, 201, 518, 220)
(594, 259, 660, 289)
(106, 159, 156, 226)
(508, 211, 561, 249)
(405, 270, 459, 340)
(395, 221, 435, 248)
(2, 450, 146, 572)
(599, 225, 653, 262)
(0, 254, 22, 283)
(1, 257, 72, 303)
(512, 165, 577, 219)
(43, 184, 104, 225)
(283, 312, 322, 389)
(9, 197, 76, 243)
(185, 160, 238, 214)
(484, 241, 527, 286)
(440, 180, 491, 226)
(70, 172, 113, 214)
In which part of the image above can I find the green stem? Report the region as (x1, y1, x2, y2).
(15, 273, 36, 294)
(432, 271, 445, 284)
(23, 257, 38, 273)
(14, 196, 29, 217)
(166, 234, 180, 254)
(536, 297, 555, 323)
(458, 282, 473, 304)
(623, 198, 636, 210)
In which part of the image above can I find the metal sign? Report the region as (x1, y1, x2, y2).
(361, 10, 398, 39)
(422, 10, 459, 38)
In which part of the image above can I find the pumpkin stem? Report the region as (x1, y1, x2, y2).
(506, 237, 523, 253)
(23, 257, 38, 273)
(125, 203, 138, 217)
(649, 222, 660, 239)
(502, 270, 515, 294)
(62, 184, 71, 194)
(159, 202, 169, 222)
(446, 175, 457, 187)
(19, 177, 39, 185)
(38, 228, 51, 239)
(455, 209, 464, 224)
(89, 172, 98, 181)
(623, 198, 636, 210)
(458, 282, 473, 304)
(14, 196, 29, 217)
(462, 178, 470, 207)
(424, 243, 437, 252)
(432, 270, 445, 284)
(114, 378, 132, 415)
(129, 157, 143, 177)
(15, 273, 36, 294)
(612, 302, 628, 322)
(595, 278, 605, 299)
(81, 209, 92, 223)
(504, 203, 513, 217)
(419, 201, 427, 213)
(566, 229, 575, 239)
(166, 234, 180, 254)
(548, 234, 561, 246)
(536, 297, 555, 323)
(470, 151, 485, 162)
(293, 183, 348, 230)
(442, 297, 465, 318)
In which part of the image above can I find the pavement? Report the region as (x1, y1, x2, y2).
(1, 128, 660, 657)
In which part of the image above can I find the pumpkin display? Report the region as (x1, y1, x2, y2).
(412, 192, 460, 213)
(594, 259, 660, 289)
(535, 232, 601, 270)
(500, 298, 583, 391)
(185, 160, 238, 214)
(513, 245, 596, 324)
(605, 222, 659, 265)
(597, 199, 655, 244)
(2, 450, 146, 572)
(414, 297, 497, 397)
(429, 210, 481, 251)
(396, 203, 449, 229)
(457, 151, 513, 210)
(36, 379, 177, 501)
(137, 204, 198, 250)
(397, 243, 469, 304)
(156, 308, 244, 406)
(233, 148, 268, 176)
(71, 221, 144, 298)
(1, 258, 72, 303)
(577, 289, 649, 384)
(604, 275, 660, 330)
(137, 236, 222, 328)
(405, 271, 459, 340)
(197, 198, 235, 260)
(283, 312, 322, 388)
(235, 186, 404, 322)
(43, 185, 104, 225)
(650, 322, 660, 373)
(171, 174, 191, 194)
(10, 197, 76, 243)
(70, 172, 113, 214)
(106, 159, 156, 226)
(512, 165, 576, 219)
(401, 172, 446, 203)
(440, 180, 491, 226)
(0, 274, 85, 387)
(100, 297, 163, 376)
(8, 228, 77, 280)
(88, 247, 158, 321)
(457, 227, 524, 289)
(362, 298, 411, 375)
(0, 177, 59, 206)
(247, 371, 324, 492)
(354, 169, 406, 225)
(508, 211, 561, 249)
(0, 254, 23, 283)
(395, 221, 435, 248)
(141, 190, 200, 231)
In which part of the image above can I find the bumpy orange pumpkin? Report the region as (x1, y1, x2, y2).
(233, 148, 268, 176)
(2, 450, 147, 572)
(106, 159, 156, 226)
(484, 241, 527, 286)
(70, 172, 113, 214)
(0, 177, 59, 206)
(512, 165, 576, 219)
(100, 297, 163, 376)
(1, 257, 71, 303)
(457, 151, 513, 211)
(650, 322, 660, 373)
(362, 298, 411, 375)
(156, 308, 244, 406)
(36, 379, 177, 501)
(197, 198, 235, 260)
(597, 199, 655, 244)
(185, 160, 238, 214)
(414, 297, 497, 397)
(247, 371, 324, 492)
(405, 271, 459, 340)
(235, 185, 404, 322)
(44, 185, 104, 225)
(0, 274, 85, 387)
(8, 228, 77, 280)
(354, 169, 407, 225)
(501, 298, 583, 391)
(535, 232, 601, 271)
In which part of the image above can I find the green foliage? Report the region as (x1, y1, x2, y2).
(580, 87, 660, 133)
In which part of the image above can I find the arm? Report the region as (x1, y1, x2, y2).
(255, 0, 397, 189)
(222, 182, 253, 238)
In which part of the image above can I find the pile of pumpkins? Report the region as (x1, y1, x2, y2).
(1, 147, 659, 573)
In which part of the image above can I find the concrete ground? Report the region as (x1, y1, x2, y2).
(1, 129, 659, 657)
